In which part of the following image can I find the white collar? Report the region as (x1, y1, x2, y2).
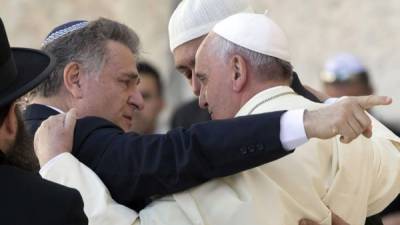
(235, 86, 296, 117)
(46, 105, 65, 114)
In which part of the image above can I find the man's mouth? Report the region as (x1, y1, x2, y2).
(122, 115, 133, 127)
(123, 115, 132, 121)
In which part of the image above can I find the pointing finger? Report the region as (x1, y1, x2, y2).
(358, 95, 392, 109)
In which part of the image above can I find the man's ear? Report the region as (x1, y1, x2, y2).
(63, 62, 83, 99)
(231, 55, 247, 92)
(0, 103, 18, 152)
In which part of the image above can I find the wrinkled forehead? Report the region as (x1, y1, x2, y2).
(195, 34, 217, 67)
(100, 41, 140, 76)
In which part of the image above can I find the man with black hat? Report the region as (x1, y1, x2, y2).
(0, 18, 88, 224)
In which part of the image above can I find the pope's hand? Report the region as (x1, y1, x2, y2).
(303, 95, 392, 143)
(34, 109, 77, 167)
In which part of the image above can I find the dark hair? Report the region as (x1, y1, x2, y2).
(32, 18, 140, 97)
(137, 62, 163, 96)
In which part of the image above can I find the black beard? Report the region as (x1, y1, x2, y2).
(5, 109, 39, 171)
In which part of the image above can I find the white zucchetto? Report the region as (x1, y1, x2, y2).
(213, 12, 291, 62)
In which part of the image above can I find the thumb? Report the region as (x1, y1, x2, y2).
(358, 95, 392, 109)
(332, 213, 350, 225)
(64, 108, 77, 131)
(298, 219, 318, 225)
(362, 124, 373, 138)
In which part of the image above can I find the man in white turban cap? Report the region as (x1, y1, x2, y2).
(169, 0, 254, 95)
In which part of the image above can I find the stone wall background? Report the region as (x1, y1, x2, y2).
(253, 0, 400, 126)
(1, 0, 399, 128)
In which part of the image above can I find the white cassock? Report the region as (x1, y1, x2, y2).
(40, 153, 139, 225)
(41, 86, 400, 225)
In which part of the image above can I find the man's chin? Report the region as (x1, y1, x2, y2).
(211, 115, 223, 120)
(118, 121, 131, 133)
(211, 113, 232, 121)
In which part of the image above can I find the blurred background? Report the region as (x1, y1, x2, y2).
(1, 0, 400, 131)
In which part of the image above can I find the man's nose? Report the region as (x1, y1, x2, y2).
(129, 90, 144, 111)
(191, 75, 201, 96)
(198, 87, 208, 109)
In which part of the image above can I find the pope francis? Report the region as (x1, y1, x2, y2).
(134, 12, 400, 225)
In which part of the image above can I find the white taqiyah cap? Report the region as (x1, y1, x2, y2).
(168, 0, 253, 52)
(213, 12, 291, 62)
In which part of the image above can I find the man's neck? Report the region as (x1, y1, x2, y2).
(239, 80, 290, 108)
(30, 95, 70, 113)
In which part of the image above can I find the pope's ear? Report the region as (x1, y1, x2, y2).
(63, 62, 83, 99)
(230, 54, 247, 92)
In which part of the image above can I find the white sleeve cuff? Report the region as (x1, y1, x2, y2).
(280, 109, 308, 150)
(324, 97, 339, 105)
(39, 152, 70, 176)
(39, 152, 138, 225)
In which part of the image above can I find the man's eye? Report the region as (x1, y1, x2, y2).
(197, 75, 207, 83)
(183, 71, 192, 80)
(119, 79, 130, 87)
(141, 92, 151, 100)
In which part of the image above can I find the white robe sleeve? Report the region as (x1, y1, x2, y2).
(366, 120, 400, 216)
(40, 152, 140, 225)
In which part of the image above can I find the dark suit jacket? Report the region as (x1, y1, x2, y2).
(23, 104, 290, 210)
(0, 152, 87, 225)
(170, 98, 211, 129)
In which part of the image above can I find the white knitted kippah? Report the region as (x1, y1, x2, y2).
(42, 20, 89, 46)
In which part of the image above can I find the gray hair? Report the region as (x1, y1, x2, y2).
(208, 34, 293, 81)
(33, 18, 140, 97)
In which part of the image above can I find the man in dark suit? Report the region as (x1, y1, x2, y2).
(0, 18, 88, 224)
(26, 18, 388, 216)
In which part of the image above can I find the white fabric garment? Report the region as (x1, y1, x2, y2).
(138, 86, 400, 225)
(40, 153, 138, 225)
(279, 109, 307, 150)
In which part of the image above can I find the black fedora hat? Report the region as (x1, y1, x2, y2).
(0, 18, 55, 108)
